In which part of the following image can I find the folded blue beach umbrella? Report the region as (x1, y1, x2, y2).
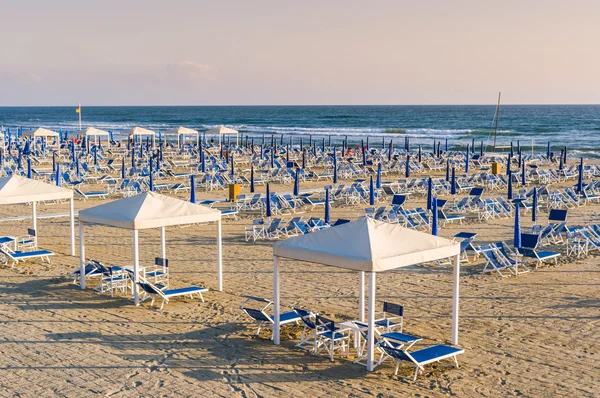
(418, 145, 422, 163)
(507, 169, 513, 200)
(324, 188, 330, 224)
(445, 138, 448, 152)
(514, 203, 521, 249)
(369, 175, 375, 206)
(149, 158, 154, 192)
(510, 142, 514, 157)
(250, 165, 255, 193)
(471, 138, 475, 153)
(451, 167, 456, 195)
(577, 157, 583, 193)
(563, 146, 567, 164)
(190, 175, 196, 203)
(376, 163, 382, 189)
(426, 177, 433, 210)
(521, 161, 526, 186)
(293, 168, 300, 196)
(322, 137, 325, 153)
(23, 140, 31, 156)
(480, 140, 484, 157)
(532, 186, 538, 223)
(17, 150, 22, 170)
(406, 137, 410, 153)
(231, 153, 235, 177)
(431, 197, 438, 236)
(94, 146, 98, 165)
(333, 147, 338, 184)
(27, 158, 32, 179)
(302, 149, 306, 169)
(362, 140, 366, 166)
(507, 153, 511, 176)
(559, 150, 563, 170)
(201, 150, 206, 172)
(55, 163, 61, 187)
(121, 158, 126, 179)
(547, 142, 551, 159)
(131, 149, 135, 168)
(286, 144, 290, 163)
(270, 150, 274, 168)
(266, 183, 272, 218)
(465, 145, 470, 173)
(405, 154, 410, 178)
(388, 140, 393, 161)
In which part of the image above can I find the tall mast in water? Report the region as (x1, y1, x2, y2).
(493, 92, 501, 150)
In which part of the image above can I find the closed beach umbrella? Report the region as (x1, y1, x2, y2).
(445, 138, 448, 152)
(365, 136, 369, 150)
(480, 140, 484, 157)
(559, 150, 564, 170)
(507, 169, 513, 200)
(514, 203, 521, 249)
(471, 138, 475, 153)
(405, 154, 410, 178)
(201, 150, 206, 172)
(577, 157, 584, 193)
(324, 188, 330, 224)
(94, 146, 98, 165)
(302, 149, 306, 169)
(131, 148, 135, 168)
(547, 142, 551, 159)
(388, 140, 393, 161)
(521, 161, 526, 186)
(55, 163, 61, 186)
(286, 144, 290, 163)
(322, 137, 325, 153)
(465, 145, 470, 173)
(270, 150, 274, 168)
(250, 165, 255, 193)
(75, 156, 80, 177)
(510, 142, 514, 157)
(507, 154, 512, 176)
(266, 183, 272, 217)
(190, 175, 196, 203)
(432, 197, 439, 236)
(17, 150, 22, 170)
(362, 140, 366, 166)
(27, 158, 32, 179)
(71, 141, 76, 163)
(231, 153, 235, 177)
(517, 140, 521, 155)
(23, 140, 31, 156)
(418, 144, 422, 163)
(369, 175, 375, 206)
(532, 186, 538, 223)
(451, 168, 456, 195)
(333, 147, 338, 184)
(563, 146, 567, 164)
(121, 158, 126, 179)
(293, 168, 300, 196)
(149, 158, 154, 192)
(406, 137, 410, 153)
(376, 163, 382, 189)
(427, 177, 433, 210)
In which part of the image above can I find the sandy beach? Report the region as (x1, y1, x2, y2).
(0, 166, 598, 398)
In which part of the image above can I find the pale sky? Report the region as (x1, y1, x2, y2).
(1, 0, 599, 106)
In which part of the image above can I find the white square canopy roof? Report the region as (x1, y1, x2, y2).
(206, 126, 238, 135)
(274, 217, 460, 272)
(23, 127, 60, 138)
(164, 126, 198, 136)
(0, 175, 73, 204)
(78, 192, 221, 230)
(124, 126, 155, 136)
(84, 127, 110, 137)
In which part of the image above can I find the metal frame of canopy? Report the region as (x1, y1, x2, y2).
(163, 128, 199, 148)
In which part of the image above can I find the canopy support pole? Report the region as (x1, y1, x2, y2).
(133, 230, 140, 306)
(359, 271, 365, 322)
(273, 256, 280, 345)
(160, 227, 166, 260)
(452, 253, 460, 345)
(217, 220, 223, 291)
(69, 197, 75, 256)
(367, 271, 376, 371)
(31, 201, 37, 235)
(78, 222, 85, 289)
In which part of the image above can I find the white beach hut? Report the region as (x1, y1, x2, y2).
(78, 192, 223, 305)
(206, 126, 238, 146)
(272, 217, 461, 371)
(163, 126, 199, 148)
(23, 127, 61, 150)
(0, 175, 75, 255)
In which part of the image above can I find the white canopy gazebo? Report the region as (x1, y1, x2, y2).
(272, 217, 461, 371)
(124, 126, 155, 148)
(23, 128, 61, 150)
(206, 126, 238, 146)
(77, 192, 223, 305)
(84, 127, 111, 147)
(163, 126, 199, 148)
(0, 175, 75, 255)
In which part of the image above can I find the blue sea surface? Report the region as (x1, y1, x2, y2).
(0, 105, 598, 157)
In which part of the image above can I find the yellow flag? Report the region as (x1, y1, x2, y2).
(76, 105, 80, 113)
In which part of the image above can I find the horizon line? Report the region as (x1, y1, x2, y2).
(1, 103, 599, 108)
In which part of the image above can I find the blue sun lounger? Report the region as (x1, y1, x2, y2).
(378, 343, 464, 381)
(0, 246, 54, 267)
(240, 296, 301, 339)
(137, 281, 208, 309)
(519, 233, 561, 268)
